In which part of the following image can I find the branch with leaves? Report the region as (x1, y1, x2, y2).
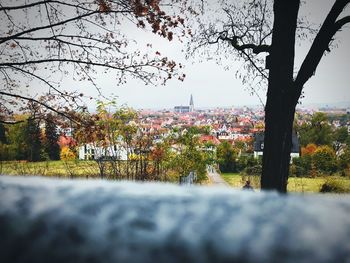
(0, 0, 186, 122)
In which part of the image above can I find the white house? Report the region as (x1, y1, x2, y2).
(78, 143, 128, 161)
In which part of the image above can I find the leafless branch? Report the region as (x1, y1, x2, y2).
(295, 0, 350, 95)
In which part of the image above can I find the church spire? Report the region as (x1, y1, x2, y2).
(189, 94, 194, 112)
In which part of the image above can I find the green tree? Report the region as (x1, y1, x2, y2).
(333, 126, 349, 152)
(338, 146, 350, 175)
(44, 114, 60, 160)
(0, 122, 6, 144)
(237, 155, 259, 173)
(291, 155, 312, 177)
(0, 122, 8, 162)
(216, 141, 238, 173)
(167, 128, 209, 182)
(312, 145, 337, 175)
(75, 100, 139, 179)
(7, 121, 28, 160)
(297, 113, 332, 147)
(333, 126, 349, 143)
(25, 118, 42, 162)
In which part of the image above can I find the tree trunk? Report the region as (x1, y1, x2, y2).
(261, 0, 300, 192)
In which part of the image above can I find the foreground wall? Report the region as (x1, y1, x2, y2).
(0, 176, 349, 263)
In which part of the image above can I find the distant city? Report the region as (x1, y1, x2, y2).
(130, 95, 350, 156)
(133, 95, 350, 113)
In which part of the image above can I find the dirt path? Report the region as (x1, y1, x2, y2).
(207, 166, 229, 187)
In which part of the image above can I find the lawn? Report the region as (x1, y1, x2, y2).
(221, 172, 350, 193)
(221, 173, 243, 188)
(0, 160, 100, 178)
(2, 161, 350, 193)
(0, 160, 179, 182)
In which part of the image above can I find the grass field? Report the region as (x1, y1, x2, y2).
(221, 172, 350, 193)
(2, 161, 350, 193)
(221, 173, 243, 188)
(0, 160, 99, 178)
(0, 160, 179, 182)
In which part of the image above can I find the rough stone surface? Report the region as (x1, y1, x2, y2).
(0, 175, 349, 263)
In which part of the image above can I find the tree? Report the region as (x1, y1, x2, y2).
(167, 128, 209, 182)
(6, 119, 26, 160)
(216, 141, 237, 173)
(44, 114, 60, 160)
(190, 0, 350, 192)
(312, 145, 337, 174)
(297, 113, 333, 147)
(74, 100, 144, 179)
(0, 122, 6, 144)
(0, 122, 8, 162)
(301, 143, 318, 156)
(25, 118, 42, 161)
(338, 146, 350, 174)
(333, 126, 349, 152)
(150, 142, 169, 179)
(1, 0, 184, 123)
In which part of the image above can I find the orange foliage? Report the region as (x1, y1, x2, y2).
(60, 147, 76, 161)
(301, 143, 317, 156)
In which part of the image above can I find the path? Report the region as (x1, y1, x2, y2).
(207, 166, 229, 187)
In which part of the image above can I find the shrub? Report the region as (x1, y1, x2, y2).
(291, 155, 312, 177)
(60, 147, 76, 161)
(301, 143, 317, 156)
(217, 141, 238, 173)
(312, 145, 337, 175)
(244, 164, 262, 176)
(320, 179, 350, 193)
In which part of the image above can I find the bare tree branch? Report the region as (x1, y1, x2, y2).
(0, 0, 90, 12)
(219, 34, 271, 54)
(334, 15, 350, 31)
(0, 91, 80, 124)
(0, 10, 99, 44)
(0, 0, 185, 121)
(295, 0, 350, 94)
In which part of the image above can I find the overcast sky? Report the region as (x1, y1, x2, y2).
(8, 0, 350, 110)
(90, 0, 350, 110)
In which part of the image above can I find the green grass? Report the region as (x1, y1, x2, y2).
(220, 173, 243, 188)
(319, 178, 350, 193)
(287, 177, 328, 193)
(221, 172, 350, 193)
(0, 160, 180, 182)
(0, 160, 100, 178)
(2, 161, 350, 193)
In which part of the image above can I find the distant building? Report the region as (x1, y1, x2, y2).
(189, 94, 194, 112)
(78, 143, 127, 161)
(174, 106, 191, 113)
(253, 132, 300, 161)
(174, 94, 194, 113)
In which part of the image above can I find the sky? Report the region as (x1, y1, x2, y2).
(4, 0, 350, 111)
(86, 0, 350, 110)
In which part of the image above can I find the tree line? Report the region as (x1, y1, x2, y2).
(73, 101, 212, 182)
(0, 114, 60, 162)
(0, 102, 214, 183)
(216, 112, 350, 178)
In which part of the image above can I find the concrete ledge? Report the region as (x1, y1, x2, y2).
(0, 176, 349, 263)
